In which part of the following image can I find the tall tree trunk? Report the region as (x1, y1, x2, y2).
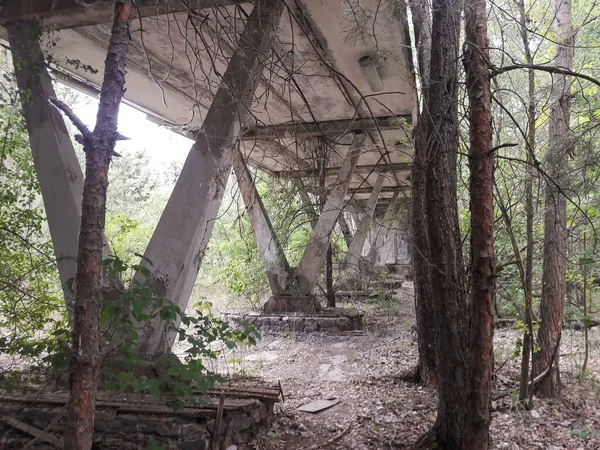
(536, 0, 574, 398)
(464, 0, 494, 445)
(517, 0, 536, 406)
(415, 0, 469, 445)
(405, 0, 437, 386)
(56, 2, 134, 449)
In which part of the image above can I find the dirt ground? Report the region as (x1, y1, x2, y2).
(221, 282, 600, 450)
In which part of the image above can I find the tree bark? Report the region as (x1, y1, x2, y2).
(536, 0, 574, 398)
(414, 0, 469, 445)
(326, 244, 335, 307)
(60, 2, 134, 449)
(405, 0, 436, 386)
(463, 0, 495, 445)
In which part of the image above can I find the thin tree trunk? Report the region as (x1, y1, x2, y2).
(326, 244, 335, 307)
(536, 0, 574, 398)
(517, 0, 536, 405)
(464, 0, 495, 443)
(405, 0, 437, 386)
(58, 2, 134, 449)
(582, 232, 589, 375)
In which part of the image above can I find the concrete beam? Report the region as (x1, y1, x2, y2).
(347, 185, 409, 195)
(0, 0, 243, 30)
(296, 132, 366, 295)
(7, 21, 84, 318)
(232, 146, 293, 295)
(134, 0, 284, 356)
(278, 162, 411, 178)
(343, 174, 384, 272)
(242, 115, 411, 141)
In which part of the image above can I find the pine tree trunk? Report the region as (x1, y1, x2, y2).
(536, 0, 574, 398)
(64, 2, 133, 449)
(464, 0, 494, 445)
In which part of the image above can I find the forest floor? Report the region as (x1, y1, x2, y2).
(218, 282, 600, 450)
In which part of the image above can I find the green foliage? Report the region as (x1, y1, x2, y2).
(99, 256, 260, 407)
(0, 65, 67, 382)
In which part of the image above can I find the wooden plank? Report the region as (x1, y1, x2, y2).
(3, 416, 63, 448)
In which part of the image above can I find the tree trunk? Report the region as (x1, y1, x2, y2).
(536, 0, 574, 398)
(517, 0, 536, 406)
(404, 0, 436, 387)
(326, 244, 335, 307)
(464, 0, 495, 445)
(415, 0, 469, 445)
(63, 2, 134, 449)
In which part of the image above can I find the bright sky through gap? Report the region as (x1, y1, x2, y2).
(71, 90, 192, 169)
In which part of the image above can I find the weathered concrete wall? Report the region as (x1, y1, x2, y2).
(226, 311, 363, 334)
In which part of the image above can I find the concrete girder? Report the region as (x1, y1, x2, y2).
(296, 132, 366, 295)
(0, 1, 243, 31)
(134, 0, 284, 356)
(277, 163, 411, 179)
(7, 21, 84, 318)
(241, 116, 410, 141)
(343, 173, 385, 273)
(232, 146, 293, 295)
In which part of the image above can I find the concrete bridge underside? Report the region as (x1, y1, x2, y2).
(1, 0, 414, 355)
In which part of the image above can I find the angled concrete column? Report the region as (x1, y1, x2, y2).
(135, 0, 284, 356)
(296, 132, 366, 295)
(7, 21, 83, 316)
(368, 191, 400, 265)
(233, 146, 293, 295)
(343, 173, 385, 272)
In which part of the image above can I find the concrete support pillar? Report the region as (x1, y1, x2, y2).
(368, 191, 400, 265)
(296, 132, 366, 295)
(135, 0, 284, 356)
(7, 21, 83, 316)
(343, 174, 385, 272)
(233, 146, 293, 295)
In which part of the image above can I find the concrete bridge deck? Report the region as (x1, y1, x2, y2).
(1, 0, 414, 208)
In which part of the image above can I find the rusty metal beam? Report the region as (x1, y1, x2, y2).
(0, 0, 244, 30)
